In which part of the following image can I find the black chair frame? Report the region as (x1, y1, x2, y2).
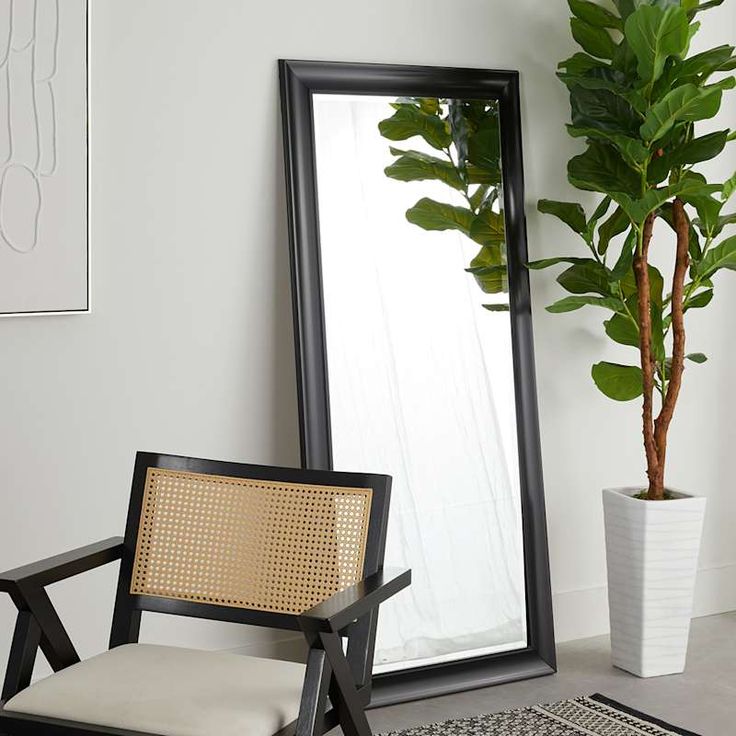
(0, 452, 410, 736)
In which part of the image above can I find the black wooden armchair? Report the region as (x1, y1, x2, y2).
(0, 452, 410, 736)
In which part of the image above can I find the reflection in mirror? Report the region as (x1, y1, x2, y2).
(311, 93, 526, 674)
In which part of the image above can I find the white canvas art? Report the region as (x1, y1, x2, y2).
(0, 0, 88, 316)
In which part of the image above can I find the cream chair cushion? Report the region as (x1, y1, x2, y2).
(3, 644, 307, 736)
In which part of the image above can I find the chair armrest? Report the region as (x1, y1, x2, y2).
(298, 567, 411, 634)
(0, 537, 124, 593)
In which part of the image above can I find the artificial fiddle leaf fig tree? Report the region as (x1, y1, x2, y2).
(533, 0, 736, 500)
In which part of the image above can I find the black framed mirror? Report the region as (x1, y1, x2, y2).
(279, 59, 554, 707)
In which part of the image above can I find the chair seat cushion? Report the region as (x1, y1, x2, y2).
(2, 643, 307, 736)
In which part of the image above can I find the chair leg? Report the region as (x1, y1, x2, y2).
(2, 610, 41, 701)
(18, 585, 80, 672)
(296, 646, 332, 736)
(320, 632, 372, 736)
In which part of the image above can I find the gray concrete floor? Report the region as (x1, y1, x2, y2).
(367, 612, 735, 736)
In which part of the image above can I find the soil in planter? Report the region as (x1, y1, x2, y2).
(633, 490, 679, 501)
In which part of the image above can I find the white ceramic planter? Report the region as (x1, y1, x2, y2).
(602, 487, 706, 678)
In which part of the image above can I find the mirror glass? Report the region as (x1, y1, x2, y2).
(311, 93, 527, 673)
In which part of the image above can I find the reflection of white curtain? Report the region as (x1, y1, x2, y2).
(312, 95, 527, 670)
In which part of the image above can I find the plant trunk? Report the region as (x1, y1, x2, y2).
(651, 198, 690, 500)
(633, 214, 662, 499)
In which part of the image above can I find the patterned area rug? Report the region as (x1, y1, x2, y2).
(381, 694, 700, 736)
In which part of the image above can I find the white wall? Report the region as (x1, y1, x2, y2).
(1, 0, 734, 676)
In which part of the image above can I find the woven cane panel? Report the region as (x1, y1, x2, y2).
(130, 468, 373, 614)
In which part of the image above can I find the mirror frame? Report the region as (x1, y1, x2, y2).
(279, 59, 555, 707)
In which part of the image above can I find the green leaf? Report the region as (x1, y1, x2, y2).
(557, 261, 612, 296)
(586, 196, 613, 241)
(483, 303, 510, 312)
(568, 142, 640, 196)
(384, 149, 464, 191)
(685, 288, 713, 309)
(469, 209, 505, 247)
(675, 44, 734, 79)
(686, 352, 708, 363)
(558, 52, 608, 76)
(546, 295, 623, 313)
(571, 18, 616, 60)
(378, 106, 452, 150)
(692, 0, 725, 15)
(624, 5, 689, 83)
(405, 198, 474, 235)
(722, 172, 736, 201)
(569, 0, 623, 30)
(591, 361, 644, 401)
(598, 206, 630, 254)
(672, 130, 728, 165)
(471, 265, 508, 294)
(640, 84, 722, 142)
(468, 243, 502, 272)
(570, 85, 641, 136)
(612, 0, 636, 21)
(566, 126, 650, 167)
(604, 313, 639, 346)
(696, 235, 736, 277)
(609, 229, 637, 281)
(467, 115, 501, 172)
(527, 256, 594, 270)
(537, 199, 587, 234)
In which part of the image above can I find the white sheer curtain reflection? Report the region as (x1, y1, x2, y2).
(312, 95, 527, 671)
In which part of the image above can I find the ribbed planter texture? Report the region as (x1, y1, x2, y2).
(602, 487, 706, 678)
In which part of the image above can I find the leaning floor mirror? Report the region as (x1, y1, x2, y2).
(279, 60, 554, 706)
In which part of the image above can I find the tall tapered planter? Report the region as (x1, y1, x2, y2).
(602, 488, 706, 678)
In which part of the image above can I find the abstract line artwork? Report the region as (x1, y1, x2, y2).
(0, 0, 87, 316)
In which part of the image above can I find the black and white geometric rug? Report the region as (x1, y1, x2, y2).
(381, 694, 700, 736)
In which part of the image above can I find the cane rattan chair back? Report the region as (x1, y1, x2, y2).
(129, 466, 373, 615)
(110, 453, 392, 652)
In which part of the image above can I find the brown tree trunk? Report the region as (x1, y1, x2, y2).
(652, 198, 690, 500)
(633, 214, 661, 499)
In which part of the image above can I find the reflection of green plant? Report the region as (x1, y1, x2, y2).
(532, 0, 736, 500)
(378, 98, 508, 310)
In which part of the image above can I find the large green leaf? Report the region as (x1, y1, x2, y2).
(405, 198, 474, 234)
(568, 142, 641, 196)
(604, 313, 639, 346)
(624, 5, 689, 82)
(648, 130, 728, 184)
(571, 18, 617, 60)
(471, 265, 508, 294)
(570, 86, 641, 136)
(378, 105, 452, 150)
(675, 44, 734, 79)
(640, 84, 722, 142)
(557, 261, 612, 295)
(469, 209, 505, 247)
(569, 0, 624, 29)
(468, 243, 502, 271)
(538, 199, 587, 234)
(566, 126, 650, 167)
(546, 295, 622, 313)
(591, 361, 644, 401)
(696, 235, 736, 277)
(384, 149, 464, 190)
